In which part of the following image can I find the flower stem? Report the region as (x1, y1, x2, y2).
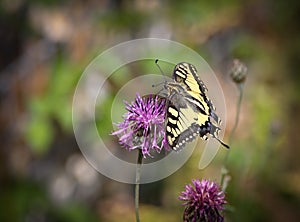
(228, 83, 244, 145)
(221, 83, 244, 188)
(135, 149, 143, 222)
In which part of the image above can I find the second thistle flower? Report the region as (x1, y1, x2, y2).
(179, 179, 226, 222)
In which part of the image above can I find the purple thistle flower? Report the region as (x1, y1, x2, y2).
(112, 94, 168, 158)
(179, 179, 226, 222)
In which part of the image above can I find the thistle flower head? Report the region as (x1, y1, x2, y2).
(179, 179, 226, 222)
(112, 94, 168, 158)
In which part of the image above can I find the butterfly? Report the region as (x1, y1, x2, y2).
(163, 62, 229, 151)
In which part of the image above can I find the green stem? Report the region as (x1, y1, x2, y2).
(228, 83, 244, 145)
(220, 83, 244, 188)
(135, 149, 143, 222)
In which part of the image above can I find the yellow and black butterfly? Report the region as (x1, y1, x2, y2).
(164, 62, 229, 151)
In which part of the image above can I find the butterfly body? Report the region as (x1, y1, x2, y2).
(164, 62, 228, 151)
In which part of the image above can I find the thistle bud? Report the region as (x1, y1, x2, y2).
(230, 59, 247, 84)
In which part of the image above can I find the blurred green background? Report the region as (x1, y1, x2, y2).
(1, 0, 300, 221)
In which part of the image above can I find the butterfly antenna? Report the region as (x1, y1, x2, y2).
(151, 81, 165, 88)
(152, 59, 169, 95)
(155, 59, 167, 82)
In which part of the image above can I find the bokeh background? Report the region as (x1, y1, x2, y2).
(1, 0, 300, 221)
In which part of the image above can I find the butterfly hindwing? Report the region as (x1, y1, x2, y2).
(166, 100, 208, 151)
